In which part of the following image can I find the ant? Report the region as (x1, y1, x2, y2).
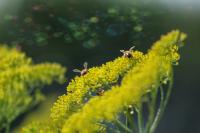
(66, 90, 73, 94)
(96, 88, 105, 96)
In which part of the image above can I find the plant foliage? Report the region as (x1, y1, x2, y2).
(0, 45, 66, 132)
(22, 30, 187, 133)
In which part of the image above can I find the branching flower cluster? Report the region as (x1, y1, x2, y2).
(23, 30, 187, 133)
(0, 46, 66, 132)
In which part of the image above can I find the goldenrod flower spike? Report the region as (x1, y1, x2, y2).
(50, 50, 144, 123)
(61, 30, 187, 133)
(0, 45, 32, 71)
(0, 45, 66, 131)
(22, 121, 58, 133)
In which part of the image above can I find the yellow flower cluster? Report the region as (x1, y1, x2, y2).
(61, 30, 186, 133)
(22, 50, 144, 133)
(0, 45, 66, 130)
(22, 30, 186, 133)
(0, 45, 32, 71)
(22, 121, 57, 133)
(50, 51, 144, 124)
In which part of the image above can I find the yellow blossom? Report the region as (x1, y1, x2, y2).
(22, 30, 187, 133)
(50, 50, 144, 124)
(0, 45, 32, 71)
(0, 45, 66, 131)
(61, 30, 187, 133)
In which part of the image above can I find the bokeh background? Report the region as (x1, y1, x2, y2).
(0, 0, 199, 132)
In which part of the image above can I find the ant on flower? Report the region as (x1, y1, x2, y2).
(96, 88, 105, 96)
(120, 46, 135, 58)
(73, 62, 88, 76)
(66, 90, 73, 94)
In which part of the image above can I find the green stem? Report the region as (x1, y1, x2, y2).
(115, 119, 133, 133)
(125, 114, 128, 133)
(136, 105, 143, 133)
(145, 88, 159, 133)
(149, 86, 164, 133)
(5, 123, 10, 133)
(126, 112, 135, 132)
(149, 72, 174, 133)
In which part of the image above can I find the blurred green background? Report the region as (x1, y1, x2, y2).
(0, 0, 199, 132)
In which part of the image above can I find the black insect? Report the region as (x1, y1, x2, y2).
(67, 90, 73, 94)
(96, 88, 105, 96)
(73, 62, 88, 76)
(120, 46, 135, 58)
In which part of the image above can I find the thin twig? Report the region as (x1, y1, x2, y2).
(149, 71, 174, 133)
(145, 88, 159, 133)
(126, 112, 136, 132)
(115, 119, 133, 133)
(136, 105, 143, 133)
